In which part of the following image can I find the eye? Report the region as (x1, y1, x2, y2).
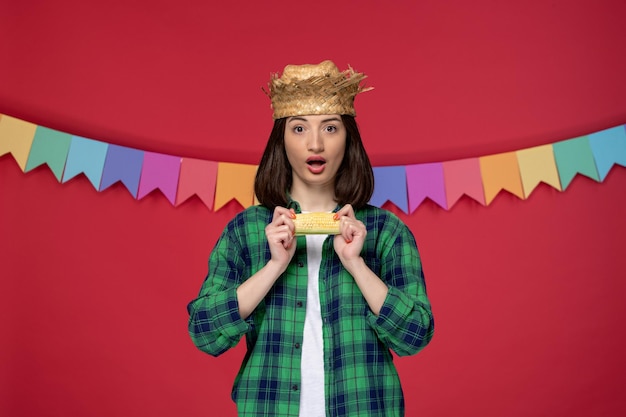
(324, 125, 337, 133)
(293, 125, 304, 133)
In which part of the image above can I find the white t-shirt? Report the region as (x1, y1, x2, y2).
(299, 233, 327, 417)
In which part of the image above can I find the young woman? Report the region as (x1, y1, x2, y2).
(187, 60, 434, 417)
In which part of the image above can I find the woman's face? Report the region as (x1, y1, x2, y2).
(284, 114, 346, 192)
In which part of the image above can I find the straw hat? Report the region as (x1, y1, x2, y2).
(265, 60, 371, 120)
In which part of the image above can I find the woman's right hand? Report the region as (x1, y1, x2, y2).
(265, 206, 297, 271)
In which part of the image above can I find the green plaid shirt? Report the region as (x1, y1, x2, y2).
(188, 201, 434, 417)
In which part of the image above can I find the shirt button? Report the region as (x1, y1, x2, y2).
(298, 261, 304, 267)
(296, 301, 303, 307)
(291, 384, 299, 391)
(294, 342, 300, 349)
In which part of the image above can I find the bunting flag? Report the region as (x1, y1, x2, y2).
(406, 163, 446, 212)
(552, 136, 599, 190)
(516, 145, 562, 197)
(442, 158, 485, 208)
(100, 145, 144, 197)
(213, 162, 258, 211)
(371, 166, 409, 212)
(587, 126, 626, 181)
(25, 127, 72, 181)
(0, 113, 625, 212)
(0, 114, 37, 170)
(63, 137, 109, 189)
(480, 152, 525, 205)
(176, 158, 218, 208)
(137, 152, 181, 205)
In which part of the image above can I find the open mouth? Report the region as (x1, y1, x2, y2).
(307, 160, 325, 167)
(306, 157, 326, 166)
(306, 157, 326, 173)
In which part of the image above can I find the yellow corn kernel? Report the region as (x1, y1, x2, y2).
(293, 212, 340, 236)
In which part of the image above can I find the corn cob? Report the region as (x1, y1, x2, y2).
(293, 212, 340, 236)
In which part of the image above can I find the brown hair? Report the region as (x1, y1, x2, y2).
(254, 115, 374, 210)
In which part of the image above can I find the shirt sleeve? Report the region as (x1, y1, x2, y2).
(366, 221, 434, 357)
(187, 228, 251, 357)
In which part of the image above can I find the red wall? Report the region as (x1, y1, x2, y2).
(1, 1, 626, 416)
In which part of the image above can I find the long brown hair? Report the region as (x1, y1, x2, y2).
(254, 115, 374, 210)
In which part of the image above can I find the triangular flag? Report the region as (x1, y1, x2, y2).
(442, 158, 485, 208)
(552, 136, 599, 189)
(516, 144, 562, 197)
(370, 166, 408, 212)
(176, 158, 218, 209)
(479, 152, 524, 205)
(99, 145, 144, 198)
(24, 126, 72, 181)
(406, 163, 447, 212)
(587, 125, 626, 181)
(214, 163, 257, 210)
(137, 152, 181, 205)
(0, 114, 37, 171)
(62, 136, 109, 189)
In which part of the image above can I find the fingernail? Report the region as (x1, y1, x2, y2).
(333, 213, 339, 220)
(346, 239, 352, 244)
(290, 209, 297, 219)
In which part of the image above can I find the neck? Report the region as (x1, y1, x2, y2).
(290, 185, 337, 212)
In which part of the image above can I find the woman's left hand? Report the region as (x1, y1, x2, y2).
(333, 204, 366, 262)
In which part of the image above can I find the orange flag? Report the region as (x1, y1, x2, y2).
(479, 152, 524, 205)
(214, 163, 258, 210)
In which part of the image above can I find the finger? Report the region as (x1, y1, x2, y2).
(343, 203, 354, 216)
(268, 224, 293, 240)
(339, 219, 354, 243)
(271, 208, 296, 235)
(282, 233, 294, 249)
(335, 204, 356, 220)
(272, 206, 296, 224)
(344, 218, 367, 243)
(333, 203, 354, 221)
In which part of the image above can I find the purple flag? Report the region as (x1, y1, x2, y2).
(100, 145, 144, 198)
(370, 166, 408, 212)
(137, 152, 181, 205)
(406, 163, 447, 212)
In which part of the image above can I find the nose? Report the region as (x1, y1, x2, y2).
(307, 131, 324, 152)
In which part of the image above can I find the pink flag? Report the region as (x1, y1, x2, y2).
(176, 158, 218, 209)
(442, 158, 485, 208)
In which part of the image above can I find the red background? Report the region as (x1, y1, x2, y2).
(2, 1, 626, 416)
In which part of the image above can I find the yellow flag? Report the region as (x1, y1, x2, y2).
(517, 145, 562, 197)
(0, 114, 38, 171)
